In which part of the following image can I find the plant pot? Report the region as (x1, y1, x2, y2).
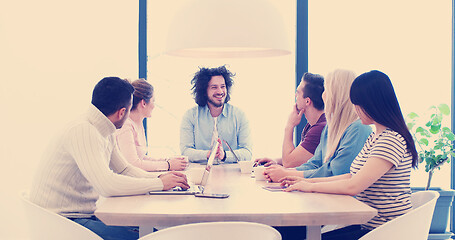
(412, 187, 455, 233)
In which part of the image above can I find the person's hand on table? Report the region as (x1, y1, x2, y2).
(254, 157, 277, 167)
(282, 178, 313, 192)
(215, 138, 225, 160)
(159, 172, 190, 190)
(279, 176, 305, 187)
(206, 138, 225, 160)
(264, 165, 293, 182)
(168, 156, 188, 171)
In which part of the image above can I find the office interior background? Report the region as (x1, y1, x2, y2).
(0, 0, 451, 239)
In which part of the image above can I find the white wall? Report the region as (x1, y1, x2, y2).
(0, 1, 139, 239)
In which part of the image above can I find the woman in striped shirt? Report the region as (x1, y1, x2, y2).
(280, 70, 418, 240)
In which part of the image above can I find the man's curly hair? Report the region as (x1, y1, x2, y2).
(191, 65, 235, 106)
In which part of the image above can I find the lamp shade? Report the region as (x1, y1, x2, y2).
(165, 0, 291, 58)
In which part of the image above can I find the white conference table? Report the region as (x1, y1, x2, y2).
(95, 164, 377, 240)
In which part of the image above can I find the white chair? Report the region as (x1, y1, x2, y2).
(138, 221, 282, 240)
(359, 190, 439, 240)
(21, 191, 103, 240)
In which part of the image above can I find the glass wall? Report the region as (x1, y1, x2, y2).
(308, 1, 452, 188)
(147, 1, 452, 188)
(147, 0, 296, 160)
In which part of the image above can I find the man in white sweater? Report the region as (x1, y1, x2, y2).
(29, 77, 189, 240)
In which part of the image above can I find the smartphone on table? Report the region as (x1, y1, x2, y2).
(194, 193, 229, 198)
(262, 185, 287, 192)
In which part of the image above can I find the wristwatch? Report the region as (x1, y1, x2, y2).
(221, 150, 227, 162)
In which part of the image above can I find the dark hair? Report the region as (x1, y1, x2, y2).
(350, 70, 418, 168)
(302, 72, 325, 110)
(131, 79, 154, 111)
(91, 77, 134, 116)
(191, 65, 235, 106)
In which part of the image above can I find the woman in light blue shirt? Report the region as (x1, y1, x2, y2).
(296, 119, 371, 178)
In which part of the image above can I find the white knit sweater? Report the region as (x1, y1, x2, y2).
(29, 105, 163, 218)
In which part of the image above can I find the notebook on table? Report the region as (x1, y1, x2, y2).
(148, 141, 219, 195)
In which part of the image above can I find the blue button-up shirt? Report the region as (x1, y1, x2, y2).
(296, 119, 372, 178)
(180, 103, 252, 163)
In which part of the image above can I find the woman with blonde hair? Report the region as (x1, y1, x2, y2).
(265, 69, 371, 181)
(116, 79, 188, 171)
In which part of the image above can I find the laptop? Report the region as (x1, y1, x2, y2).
(192, 139, 240, 164)
(222, 139, 240, 163)
(148, 141, 219, 196)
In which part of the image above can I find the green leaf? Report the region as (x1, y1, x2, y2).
(446, 132, 455, 141)
(436, 140, 445, 147)
(419, 138, 429, 146)
(425, 164, 431, 172)
(433, 114, 443, 124)
(413, 104, 453, 180)
(416, 127, 431, 138)
(407, 122, 415, 130)
(415, 127, 425, 133)
(438, 104, 450, 115)
(430, 124, 441, 134)
(442, 127, 452, 133)
(422, 129, 432, 138)
(407, 112, 419, 119)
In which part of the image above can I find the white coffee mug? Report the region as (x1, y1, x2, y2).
(239, 161, 254, 174)
(186, 167, 205, 185)
(254, 166, 266, 181)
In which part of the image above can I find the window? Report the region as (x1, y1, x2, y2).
(147, 0, 296, 159)
(146, 1, 452, 188)
(308, 1, 452, 188)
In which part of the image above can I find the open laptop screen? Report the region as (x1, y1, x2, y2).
(200, 140, 219, 188)
(148, 141, 219, 195)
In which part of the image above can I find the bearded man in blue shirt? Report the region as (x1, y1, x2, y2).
(180, 65, 252, 163)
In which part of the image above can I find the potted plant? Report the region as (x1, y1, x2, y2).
(406, 103, 455, 236)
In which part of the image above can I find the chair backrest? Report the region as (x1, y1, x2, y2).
(21, 191, 103, 240)
(138, 221, 282, 240)
(359, 190, 439, 240)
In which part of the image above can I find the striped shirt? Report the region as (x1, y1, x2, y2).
(350, 129, 413, 230)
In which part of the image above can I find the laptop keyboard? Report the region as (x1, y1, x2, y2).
(172, 185, 204, 192)
(172, 186, 187, 191)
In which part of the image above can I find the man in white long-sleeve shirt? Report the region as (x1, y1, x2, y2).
(30, 77, 189, 240)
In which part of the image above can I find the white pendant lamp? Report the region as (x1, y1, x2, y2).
(165, 0, 291, 58)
